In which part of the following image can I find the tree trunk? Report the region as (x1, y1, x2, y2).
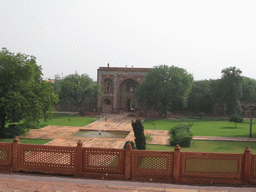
(249, 109, 252, 138)
(0, 109, 6, 133)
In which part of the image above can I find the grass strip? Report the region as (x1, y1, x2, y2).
(143, 119, 256, 138)
(38, 113, 100, 128)
(0, 138, 52, 145)
(146, 140, 256, 153)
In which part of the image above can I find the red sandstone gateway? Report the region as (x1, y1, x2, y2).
(97, 66, 151, 113)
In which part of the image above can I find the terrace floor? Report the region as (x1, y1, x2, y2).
(21, 113, 170, 148)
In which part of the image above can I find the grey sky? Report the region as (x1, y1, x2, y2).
(1, 0, 255, 81)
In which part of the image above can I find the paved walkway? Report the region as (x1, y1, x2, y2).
(193, 136, 256, 142)
(0, 172, 255, 192)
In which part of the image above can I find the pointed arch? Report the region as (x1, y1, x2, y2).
(119, 79, 139, 112)
(102, 98, 113, 113)
(103, 78, 113, 92)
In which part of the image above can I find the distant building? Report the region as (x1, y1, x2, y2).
(55, 74, 61, 80)
(45, 79, 54, 83)
(97, 65, 152, 113)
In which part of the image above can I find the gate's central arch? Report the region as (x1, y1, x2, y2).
(119, 79, 139, 112)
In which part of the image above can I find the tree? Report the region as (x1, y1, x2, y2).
(219, 67, 243, 116)
(229, 114, 243, 128)
(131, 119, 146, 150)
(241, 77, 256, 103)
(59, 73, 102, 115)
(53, 78, 62, 95)
(135, 65, 193, 117)
(209, 79, 222, 115)
(187, 80, 213, 114)
(0, 48, 59, 137)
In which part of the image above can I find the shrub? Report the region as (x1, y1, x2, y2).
(170, 124, 193, 147)
(145, 133, 153, 143)
(229, 114, 243, 128)
(170, 124, 192, 136)
(131, 118, 146, 150)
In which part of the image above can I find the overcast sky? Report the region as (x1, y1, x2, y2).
(1, 0, 255, 81)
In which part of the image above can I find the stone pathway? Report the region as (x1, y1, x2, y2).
(193, 136, 256, 142)
(0, 173, 255, 192)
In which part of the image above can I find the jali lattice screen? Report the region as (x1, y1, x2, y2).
(0, 143, 12, 167)
(131, 151, 173, 176)
(180, 152, 243, 179)
(19, 144, 75, 171)
(252, 154, 256, 180)
(83, 148, 124, 173)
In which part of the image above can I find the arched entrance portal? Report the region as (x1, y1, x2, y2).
(119, 79, 139, 112)
(127, 98, 135, 112)
(102, 99, 113, 113)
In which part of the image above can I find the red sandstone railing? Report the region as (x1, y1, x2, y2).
(0, 137, 256, 185)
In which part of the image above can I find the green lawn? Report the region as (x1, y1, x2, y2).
(143, 118, 256, 138)
(1, 113, 99, 144)
(38, 113, 100, 128)
(146, 140, 256, 153)
(0, 138, 51, 145)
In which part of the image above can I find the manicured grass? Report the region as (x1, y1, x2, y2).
(38, 113, 100, 128)
(143, 118, 256, 138)
(146, 140, 256, 153)
(0, 138, 51, 145)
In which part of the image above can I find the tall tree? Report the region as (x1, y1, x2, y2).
(187, 80, 213, 114)
(135, 65, 193, 117)
(0, 48, 59, 137)
(132, 119, 146, 150)
(219, 66, 243, 116)
(241, 77, 256, 103)
(59, 73, 102, 115)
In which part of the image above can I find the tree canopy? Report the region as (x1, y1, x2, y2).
(187, 80, 213, 114)
(0, 48, 59, 137)
(59, 73, 102, 114)
(135, 65, 193, 117)
(241, 77, 256, 102)
(219, 66, 243, 115)
(186, 72, 256, 116)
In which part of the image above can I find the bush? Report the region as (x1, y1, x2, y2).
(170, 124, 193, 147)
(145, 133, 153, 143)
(229, 114, 243, 128)
(170, 123, 192, 136)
